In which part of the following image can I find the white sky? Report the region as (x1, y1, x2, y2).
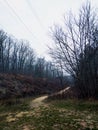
(0, 0, 98, 59)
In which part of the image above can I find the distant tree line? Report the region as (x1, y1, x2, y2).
(49, 2, 98, 99)
(0, 29, 63, 82)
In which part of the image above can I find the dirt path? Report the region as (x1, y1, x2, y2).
(30, 95, 48, 108)
(30, 87, 70, 108)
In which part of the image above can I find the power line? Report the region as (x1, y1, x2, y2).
(4, 0, 38, 41)
(25, 0, 45, 30)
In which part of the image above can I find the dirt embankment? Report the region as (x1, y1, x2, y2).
(0, 74, 63, 99)
(48, 86, 77, 99)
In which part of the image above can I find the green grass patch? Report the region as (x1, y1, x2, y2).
(49, 99, 98, 111)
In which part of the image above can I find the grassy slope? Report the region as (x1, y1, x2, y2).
(0, 97, 98, 130)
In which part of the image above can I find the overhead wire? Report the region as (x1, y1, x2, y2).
(25, 0, 49, 58)
(25, 0, 45, 30)
(3, 0, 39, 41)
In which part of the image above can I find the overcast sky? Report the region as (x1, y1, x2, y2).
(0, 0, 98, 59)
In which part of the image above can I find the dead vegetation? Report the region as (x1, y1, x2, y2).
(48, 86, 78, 100)
(0, 73, 63, 100)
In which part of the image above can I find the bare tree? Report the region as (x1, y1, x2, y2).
(0, 29, 73, 84)
(11, 41, 19, 73)
(49, 2, 98, 98)
(24, 47, 36, 75)
(0, 30, 7, 72)
(4, 36, 13, 72)
(34, 58, 45, 78)
(17, 41, 29, 73)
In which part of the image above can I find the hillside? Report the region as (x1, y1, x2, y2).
(48, 87, 75, 99)
(0, 73, 63, 99)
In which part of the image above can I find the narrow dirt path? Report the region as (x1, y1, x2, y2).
(30, 95, 48, 108)
(30, 87, 70, 108)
